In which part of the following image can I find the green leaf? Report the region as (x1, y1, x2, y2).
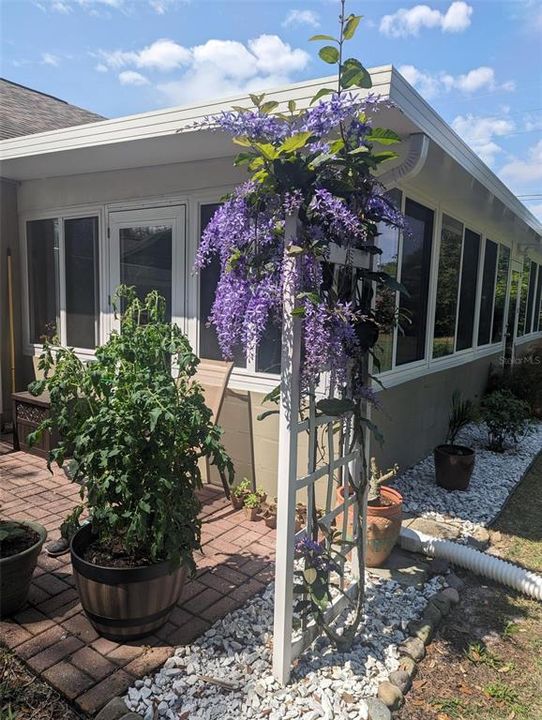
(254, 142, 278, 160)
(260, 100, 279, 114)
(291, 306, 306, 317)
(360, 417, 385, 445)
(373, 150, 400, 163)
(319, 46, 339, 64)
(278, 131, 314, 153)
(310, 87, 334, 105)
(309, 34, 338, 42)
(343, 14, 362, 40)
(303, 567, 318, 585)
(287, 244, 306, 256)
(297, 291, 320, 305)
(233, 137, 253, 147)
(288, 100, 296, 113)
(149, 407, 161, 431)
(366, 128, 401, 145)
(249, 93, 265, 107)
(262, 384, 280, 405)
(317, 398, 356, 417)
(257, 409, 280, 421)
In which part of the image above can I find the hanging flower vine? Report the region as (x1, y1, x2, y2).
(195, 1, 408, 650)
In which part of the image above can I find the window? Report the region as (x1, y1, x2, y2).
(396, 199, 433, 366)
(477, 239, 498, 346)
(534, 266, 542, 333)
(27, 219, 59, 343)
(199, 204, 246, 367)
(456, 229, 481, 351)
(433, 214, 462, 358)
(65, 217, 99, 348)
(525, 261, 537, 335)
(374, 189, 402, 373)
(26, 215, 100, 348)
(491, 245, 510, 344)
(517, 258, 531, 337)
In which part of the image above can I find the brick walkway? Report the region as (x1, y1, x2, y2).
(0, 450, 276, 716)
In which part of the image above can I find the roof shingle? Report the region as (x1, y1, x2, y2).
(0, 78, 105, 140)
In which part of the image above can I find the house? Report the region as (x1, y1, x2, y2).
(1, 67, 541, 491)
(0, 78, 105, 427)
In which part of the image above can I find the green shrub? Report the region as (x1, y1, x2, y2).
(489, 351, 542, 418)
(29, 287, 233, 571)
(480, 389, 532, 452)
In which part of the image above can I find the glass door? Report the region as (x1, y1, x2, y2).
(108, 206, 185, 330)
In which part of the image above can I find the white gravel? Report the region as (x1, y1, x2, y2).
(124, 573, 443, 720)
(391, 422, 542, 531)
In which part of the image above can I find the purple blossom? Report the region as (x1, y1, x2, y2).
(309, 188, 365, 244)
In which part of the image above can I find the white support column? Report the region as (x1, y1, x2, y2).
(272, 213, 302, 686)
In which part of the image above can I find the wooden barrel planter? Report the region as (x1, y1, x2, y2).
(1, 520, 47, 617)
(71, 524, 187, 642)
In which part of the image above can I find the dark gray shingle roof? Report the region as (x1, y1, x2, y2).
(0, 78, 105, 140)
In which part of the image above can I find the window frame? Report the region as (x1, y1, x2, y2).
(21, 205, 106, 357)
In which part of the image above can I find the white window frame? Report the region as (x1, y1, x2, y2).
(516, 258, 542, 345)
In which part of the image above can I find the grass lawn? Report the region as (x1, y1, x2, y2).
(397, 452, 542, 720)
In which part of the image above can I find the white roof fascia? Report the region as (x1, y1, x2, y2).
(389, 67, 542, 236)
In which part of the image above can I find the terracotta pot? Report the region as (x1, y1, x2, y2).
(434, 444, 475, 491)
(264, 513, 277, 530)
(71, 524, 187, 642)
(0, 520, 47, 617)
(244, 507, 259, 522)
(231, 495, 244, 511)
(335, 485, 403, 567)
(365, 486, 403, 567)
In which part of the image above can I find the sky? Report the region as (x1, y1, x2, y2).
(1, 0, 541, 220)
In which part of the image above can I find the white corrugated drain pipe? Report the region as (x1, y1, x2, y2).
(400, 526, 542, 601)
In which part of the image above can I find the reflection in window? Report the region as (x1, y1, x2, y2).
(525, 261, 537, 335)
(65, 217, 99, 348)
(120, 225, 172, 321)
(534, 265, 542, 333)
(517, 258, 531, 337)
(374, 189, 402, 372)
(199, 204, 246, 367)
(433, 214, 462, 357)
(477, 239, 498, 346)
(491, 245, 510, 344)
(456, 229, 480, 351)
(396, 199, 433, 366)
(27, 219, 59, 343)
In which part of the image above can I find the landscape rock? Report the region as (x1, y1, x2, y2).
(422, 602, 442, 627)
(120, 714, 144, 720)
(398, 655, 417, 679)
(95, 698, 130, 720)
(427, 557, 450, 575)
(440, 587, 460, 605)
(377, 681, 404, 710)
(388, 669, 411, 694)
(398, 637, 425, 662)
(430, 593, 451, 617)
(366, 697, 392, 720)
(408, 619, 433, 645)
(445, 573, 465, 591)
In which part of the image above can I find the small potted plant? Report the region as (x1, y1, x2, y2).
(230, 478, 251, 510)
(365, 459, 402, 567)
(29, 287, 233, 641)
(243, 493, 261, 521)
(434, 390, 476, 491)
(480, 389, 531, 452)
(262, 500, 277, 529)
(1, 519, 47, 617)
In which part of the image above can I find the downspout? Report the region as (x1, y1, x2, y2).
(379, 132, 430, 190)
(400, 527, 542, 601)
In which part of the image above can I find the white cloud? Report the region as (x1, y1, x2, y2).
(41, 52, 60, 66)
(526, 202, 542, 222)
(282, 9, 320, 28)
(118, 70, 150, 86)
(95, 63, 108, 73)
(380, 1, 472, 37)
(37, 0, 184, 13)
(399, 64, 515, 99)
(500, 140, 542, 186)
(100, 34, 310, 104)
(451, 114, 515, 165)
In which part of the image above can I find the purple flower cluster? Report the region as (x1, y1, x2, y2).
(295, 536, 340, 574)
(309, 188, 366, 244)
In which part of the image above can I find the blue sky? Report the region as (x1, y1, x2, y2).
(1, 0, 541, 219)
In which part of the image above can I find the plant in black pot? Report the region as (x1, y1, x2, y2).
(0, 519, 47, 617)
(29, 287, 233, 642)
(434, 390, 476, 491)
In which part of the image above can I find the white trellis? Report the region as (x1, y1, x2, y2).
(272, 214, 373, 684)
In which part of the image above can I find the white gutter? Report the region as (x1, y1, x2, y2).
(379, 132, 430, 189)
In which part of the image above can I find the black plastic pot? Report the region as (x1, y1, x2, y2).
(0, 520, 47, 617)
(434, 444, 475, 491)
(71, 524, 187, 642)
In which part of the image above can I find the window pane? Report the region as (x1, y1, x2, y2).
(491, 245, 510, 344)
(374, 189, 402, 372)
(477, 239, 498, 346)
(456, 229, 481, 351)
(396, 199, 433, 366)
(65, 217, 99, 349)
(525, 261, 537, 334)
(256, 322, 281, 374)
(119, 224, 172, 321)
(433, 214, 462, 358)
(27, 219, 58, 343)
(199, 204, 246, 367)
(517, 258, 531, 337)
(534, 266, 542, 333)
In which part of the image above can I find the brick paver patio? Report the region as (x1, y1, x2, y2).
(0, 450, 276, 716)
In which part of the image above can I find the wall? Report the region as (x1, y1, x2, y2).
(0, 178, 22, 424)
